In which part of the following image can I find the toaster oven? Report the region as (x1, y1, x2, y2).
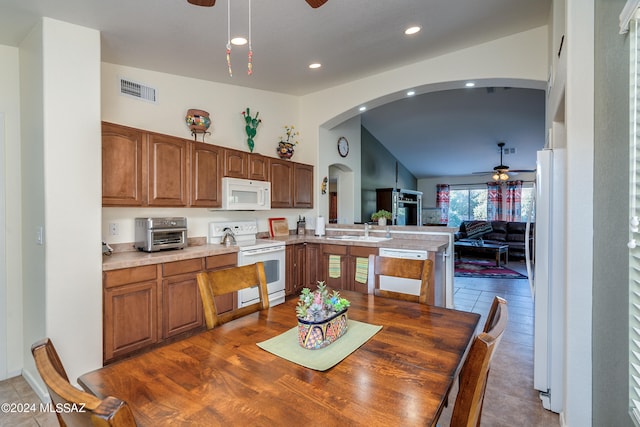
(135, 217, 188, 252)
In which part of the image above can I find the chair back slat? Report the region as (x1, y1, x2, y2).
(197, 262, 270, 329)
(367, 254, 432, 304)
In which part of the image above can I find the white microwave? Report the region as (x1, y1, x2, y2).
(221, 177, 271, 210)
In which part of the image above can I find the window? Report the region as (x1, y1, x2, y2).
(447, 184, 535, 228)
(448, 187, 487, 228)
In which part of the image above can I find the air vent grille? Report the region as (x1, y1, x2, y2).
(119, 78, 157, 103)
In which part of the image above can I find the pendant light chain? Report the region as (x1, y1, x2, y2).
(247, 0, 253, 75)
(226, 0, 232, 77)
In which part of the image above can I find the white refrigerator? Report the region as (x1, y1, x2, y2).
(528, 148, 565, 413)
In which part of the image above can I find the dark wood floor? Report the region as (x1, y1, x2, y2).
(1, 258, 559, 427)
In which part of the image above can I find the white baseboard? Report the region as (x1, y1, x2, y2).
(21, 368, 49, 404)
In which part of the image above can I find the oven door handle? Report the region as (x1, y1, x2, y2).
(241, 246, 285, 256)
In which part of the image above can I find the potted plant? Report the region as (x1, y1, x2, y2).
(296, 282, 350, 349)
(277, 125, 300, 159)
(371, 209, 392, 226)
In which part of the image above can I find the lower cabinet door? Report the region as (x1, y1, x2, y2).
(162, 275, 204, 338)
(104, 281, 158, 362)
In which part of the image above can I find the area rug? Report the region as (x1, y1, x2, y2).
(455, 259, 527, 279)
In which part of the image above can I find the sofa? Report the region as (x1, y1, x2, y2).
(455, 220, 534, 259)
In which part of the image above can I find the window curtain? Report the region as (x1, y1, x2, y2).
(504, 180, 523, 221)
(486, 182, 502, 220)
(435, 184, 450, 224)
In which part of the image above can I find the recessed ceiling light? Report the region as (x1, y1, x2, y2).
(465, 82, 476, 87)
(359, 106, 367, 112)
(309, 63, 322, 69)
(231, 37, 247, 46)
(407, 90, 416, 96)
(404, 26, 421, 35)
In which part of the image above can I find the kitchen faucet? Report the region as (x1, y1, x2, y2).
(364, 223, 370, 238)
(220, 227, 237, 246)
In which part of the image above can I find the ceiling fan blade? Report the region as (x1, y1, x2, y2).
(305, 0, 329, 8)
(510, 169, 537, 173)
(187, 0, 216, 6)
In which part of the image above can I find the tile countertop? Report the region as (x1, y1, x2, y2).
(102, 225, 455, 271)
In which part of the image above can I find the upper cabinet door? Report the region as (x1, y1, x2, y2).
(293, 163, 313, 208)
(102, 122, 145, 206)
(192, 142, 223, 207)
(248, 154, 269, 181)
(224, 148, 248, 179)
(270, 158, 294, 208)
(147, 133, 189, 207)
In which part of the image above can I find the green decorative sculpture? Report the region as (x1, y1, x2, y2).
(242, 107, 261, 152)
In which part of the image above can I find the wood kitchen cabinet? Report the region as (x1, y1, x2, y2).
(293, 163, 314, 208)
(321, 244, 377, 293)
(103, 265, 159, 362)
(102, 122, 145, 206)
(191, 142, 223, 207)
(286, 243, 306, 296)
(161, 258, 204, 339)
(147, 133, 189, 206)
(224, 148, 248, 178)
(304, 243, 321, 289)
(270, 159, 314, 208)
(102, 122, 190, 207)
(270, 158, 294, 208)
(248, 154, 269, 181)
(103, 252, 237, 364)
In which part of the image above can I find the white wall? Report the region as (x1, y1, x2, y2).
(0, 45, 22, 379)
(21, 18, 103, 395)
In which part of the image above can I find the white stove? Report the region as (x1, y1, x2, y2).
(209, 221, 286, 307)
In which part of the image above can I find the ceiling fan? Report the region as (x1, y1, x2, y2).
(473, 142, 536, 181)
(187, 0, 328, 7)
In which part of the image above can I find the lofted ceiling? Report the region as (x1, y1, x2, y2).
(0, 0, 551, 178)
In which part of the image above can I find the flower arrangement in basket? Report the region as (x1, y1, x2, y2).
(296, 282, 350, 350)
(277, 125, 299, 159)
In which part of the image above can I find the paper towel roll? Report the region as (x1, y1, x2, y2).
(315, 216, 325, 236)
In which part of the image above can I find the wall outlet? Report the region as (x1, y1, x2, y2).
(109, 223, 119, 236)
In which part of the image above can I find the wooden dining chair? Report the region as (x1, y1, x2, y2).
(196, 261, 270, 329)
(449, 296, 508, 427)
(31, 338, 137, 427)
(366, 254, 433, 304)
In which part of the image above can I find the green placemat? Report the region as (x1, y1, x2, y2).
(257, 320, 382, 371)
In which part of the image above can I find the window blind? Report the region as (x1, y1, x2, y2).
(629, 14, 640, 427)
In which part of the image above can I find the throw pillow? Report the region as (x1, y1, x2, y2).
(463, 221, 493, 239)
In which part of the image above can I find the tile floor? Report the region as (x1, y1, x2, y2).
(1, 258, 560, 426)
(438, 258, 560, 426)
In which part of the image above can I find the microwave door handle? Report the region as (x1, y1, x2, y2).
(258, 188, 264, 206)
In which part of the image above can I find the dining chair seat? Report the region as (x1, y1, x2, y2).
(366, 254, 432, 304)
(196, 261, 270, 329)
(31, 338, 136, 427)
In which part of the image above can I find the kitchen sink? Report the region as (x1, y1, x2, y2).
(326, 235, 392, 242)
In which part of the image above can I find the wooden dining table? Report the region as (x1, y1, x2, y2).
(79, 291, 480, 426)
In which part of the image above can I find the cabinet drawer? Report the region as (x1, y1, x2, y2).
(103, 265, 157, 289)
(163, 258, 204, 277)
(205, 252, 237, 270)
(350, 246, 378, 257)
(322, 244, 348, 255)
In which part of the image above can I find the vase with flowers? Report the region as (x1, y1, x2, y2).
(277, 125, 299, 159)
(296, 282, 350, 349)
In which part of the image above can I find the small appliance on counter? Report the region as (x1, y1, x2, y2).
(135, 217, 188, 252)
